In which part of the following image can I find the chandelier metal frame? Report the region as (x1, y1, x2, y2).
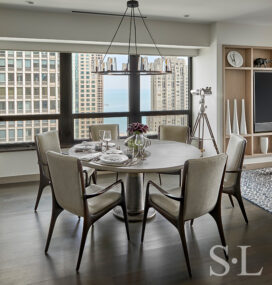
(93, 0, 172, 76)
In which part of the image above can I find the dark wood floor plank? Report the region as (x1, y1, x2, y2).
(0, 174, 271, 285)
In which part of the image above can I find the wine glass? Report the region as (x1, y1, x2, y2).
(103, 130, 112, 150)
(135, 134, 145, 160)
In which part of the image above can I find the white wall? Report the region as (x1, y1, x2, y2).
(0, 7, 210, 55)
(0, 151, 39, 184)
(192, 25, 219, 155)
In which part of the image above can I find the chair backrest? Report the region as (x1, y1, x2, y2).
(47, 151, 86, 217)
(89, 124, 119, 141)
(225, 134, 247, 188)
(35, 131, 61, 179)
(182, 154, 227, 221)
(159, 125, 189, 143)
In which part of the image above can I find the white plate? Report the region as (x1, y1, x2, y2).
(106, 149, 123, 154)
(100, 154, 128, 165)
(74, 145, 94, 152)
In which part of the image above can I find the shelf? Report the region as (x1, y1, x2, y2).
(253, 132, 272, 136)
(250, 153, 272, 158)
(253, 67, 272, 71)
(223, 45, 272, 158)
(225, 134, 252, 139)
(225, 67, 251, 70)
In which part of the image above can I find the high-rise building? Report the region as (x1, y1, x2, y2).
(0, 51, 59, 143)
(147, 57, 188, 133)
(73, 53, 104, 140)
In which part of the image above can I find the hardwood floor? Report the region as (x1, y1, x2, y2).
(0, 173, 271, 285)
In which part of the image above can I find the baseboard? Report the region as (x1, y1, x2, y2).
(0, 171, 116, 185)
(0, 174, 40, 185)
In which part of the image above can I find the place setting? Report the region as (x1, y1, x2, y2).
(71, 124, 153, 168)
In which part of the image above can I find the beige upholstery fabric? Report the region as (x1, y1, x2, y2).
(150, 187, 181, 218)
(86, 184, 121, 214)
(183, 154, 227, 220)
(224, 135, 245, 189)
(89, 124, 119, 141)
(36, 131, 61, 179)
(159, 125, 188, 143)
(47, 151, 85, 217)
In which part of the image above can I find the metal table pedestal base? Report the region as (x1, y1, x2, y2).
(113, 172, 156, 222)
(113, 207, 156, 222)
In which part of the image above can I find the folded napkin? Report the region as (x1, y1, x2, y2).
(81, 152, 102, 161)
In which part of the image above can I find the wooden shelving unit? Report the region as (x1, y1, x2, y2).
(223, 45, 272, 158)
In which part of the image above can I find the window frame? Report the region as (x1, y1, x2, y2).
(0, 53, 192, 151)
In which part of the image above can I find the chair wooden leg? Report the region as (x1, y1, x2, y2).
(45, 199, 63, 253)
(34, 175, 49, 211)
(178, 224, 192, 278)
(228, 194, 234, 207)
(91, 171, 97, 184)
(209, 207, 228, 260)
(179, 172, 182, 187)
(83, 170, 89, 187)
(76, 219, 92, 271)
(141, 205, 149, 243)
(158, 174, 162, 185)
(120, 202, 130, 241)
(235, 193, 248, 224)
(116, 172, 119, 181)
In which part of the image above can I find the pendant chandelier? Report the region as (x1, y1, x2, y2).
(93, 0, 172, 76)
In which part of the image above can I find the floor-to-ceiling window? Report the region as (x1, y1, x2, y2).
(0, 50, 59, 146)
(0, 50, 191, 149)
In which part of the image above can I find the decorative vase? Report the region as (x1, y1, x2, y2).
(226, 99, 232, 136)
(240, 99, 247, 135)
(260, 137, 269, 154)
(232, 99, 239, 135)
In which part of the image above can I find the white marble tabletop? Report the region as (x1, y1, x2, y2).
(69, 139, 201, 173)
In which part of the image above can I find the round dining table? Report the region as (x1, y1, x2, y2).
(69, 140, 201, 222)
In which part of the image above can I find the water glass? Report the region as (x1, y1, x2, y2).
(103, 130, 112, 150)
(99, 130, 105, 142)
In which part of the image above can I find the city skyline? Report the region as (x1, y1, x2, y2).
(0, 51, 189, 143)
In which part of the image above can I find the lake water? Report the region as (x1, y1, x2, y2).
(104, 89, 150, 135)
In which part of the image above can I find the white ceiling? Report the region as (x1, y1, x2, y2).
(1, 0, 272, 24)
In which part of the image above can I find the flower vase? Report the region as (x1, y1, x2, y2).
(232, 99, 239, 135)
(226, 99, 232, 136)
(240, 99, 247, 135)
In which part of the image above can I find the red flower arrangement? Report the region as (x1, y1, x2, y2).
(128, 122, 148, 134)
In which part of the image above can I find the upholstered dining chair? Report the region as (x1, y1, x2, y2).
(89, 124, 119, 141)
(223, 134, 248, 223)
(141, 154, 228, 277)
(34, 131, 95, 211)
(157, 125, 190, 186)
(89, 123, 120, 181)
(46, 151, 130, 271)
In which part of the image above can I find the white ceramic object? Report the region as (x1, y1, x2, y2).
(105, 149, 123, 154)
(232, 99, 239, 135)
(260, 137, 269, 154)
(100, 154, 129, 165)
(240, 99, 247, 135)
(226, 99, 232, 136)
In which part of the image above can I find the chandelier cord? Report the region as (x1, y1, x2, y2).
(137, 7, 163, 59)
(133, 7, 138, 55)
(101, 7, 128, 65)
(128, 8, 133, 56)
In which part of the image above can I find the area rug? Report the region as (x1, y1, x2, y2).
(241, 168, 272, 213)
